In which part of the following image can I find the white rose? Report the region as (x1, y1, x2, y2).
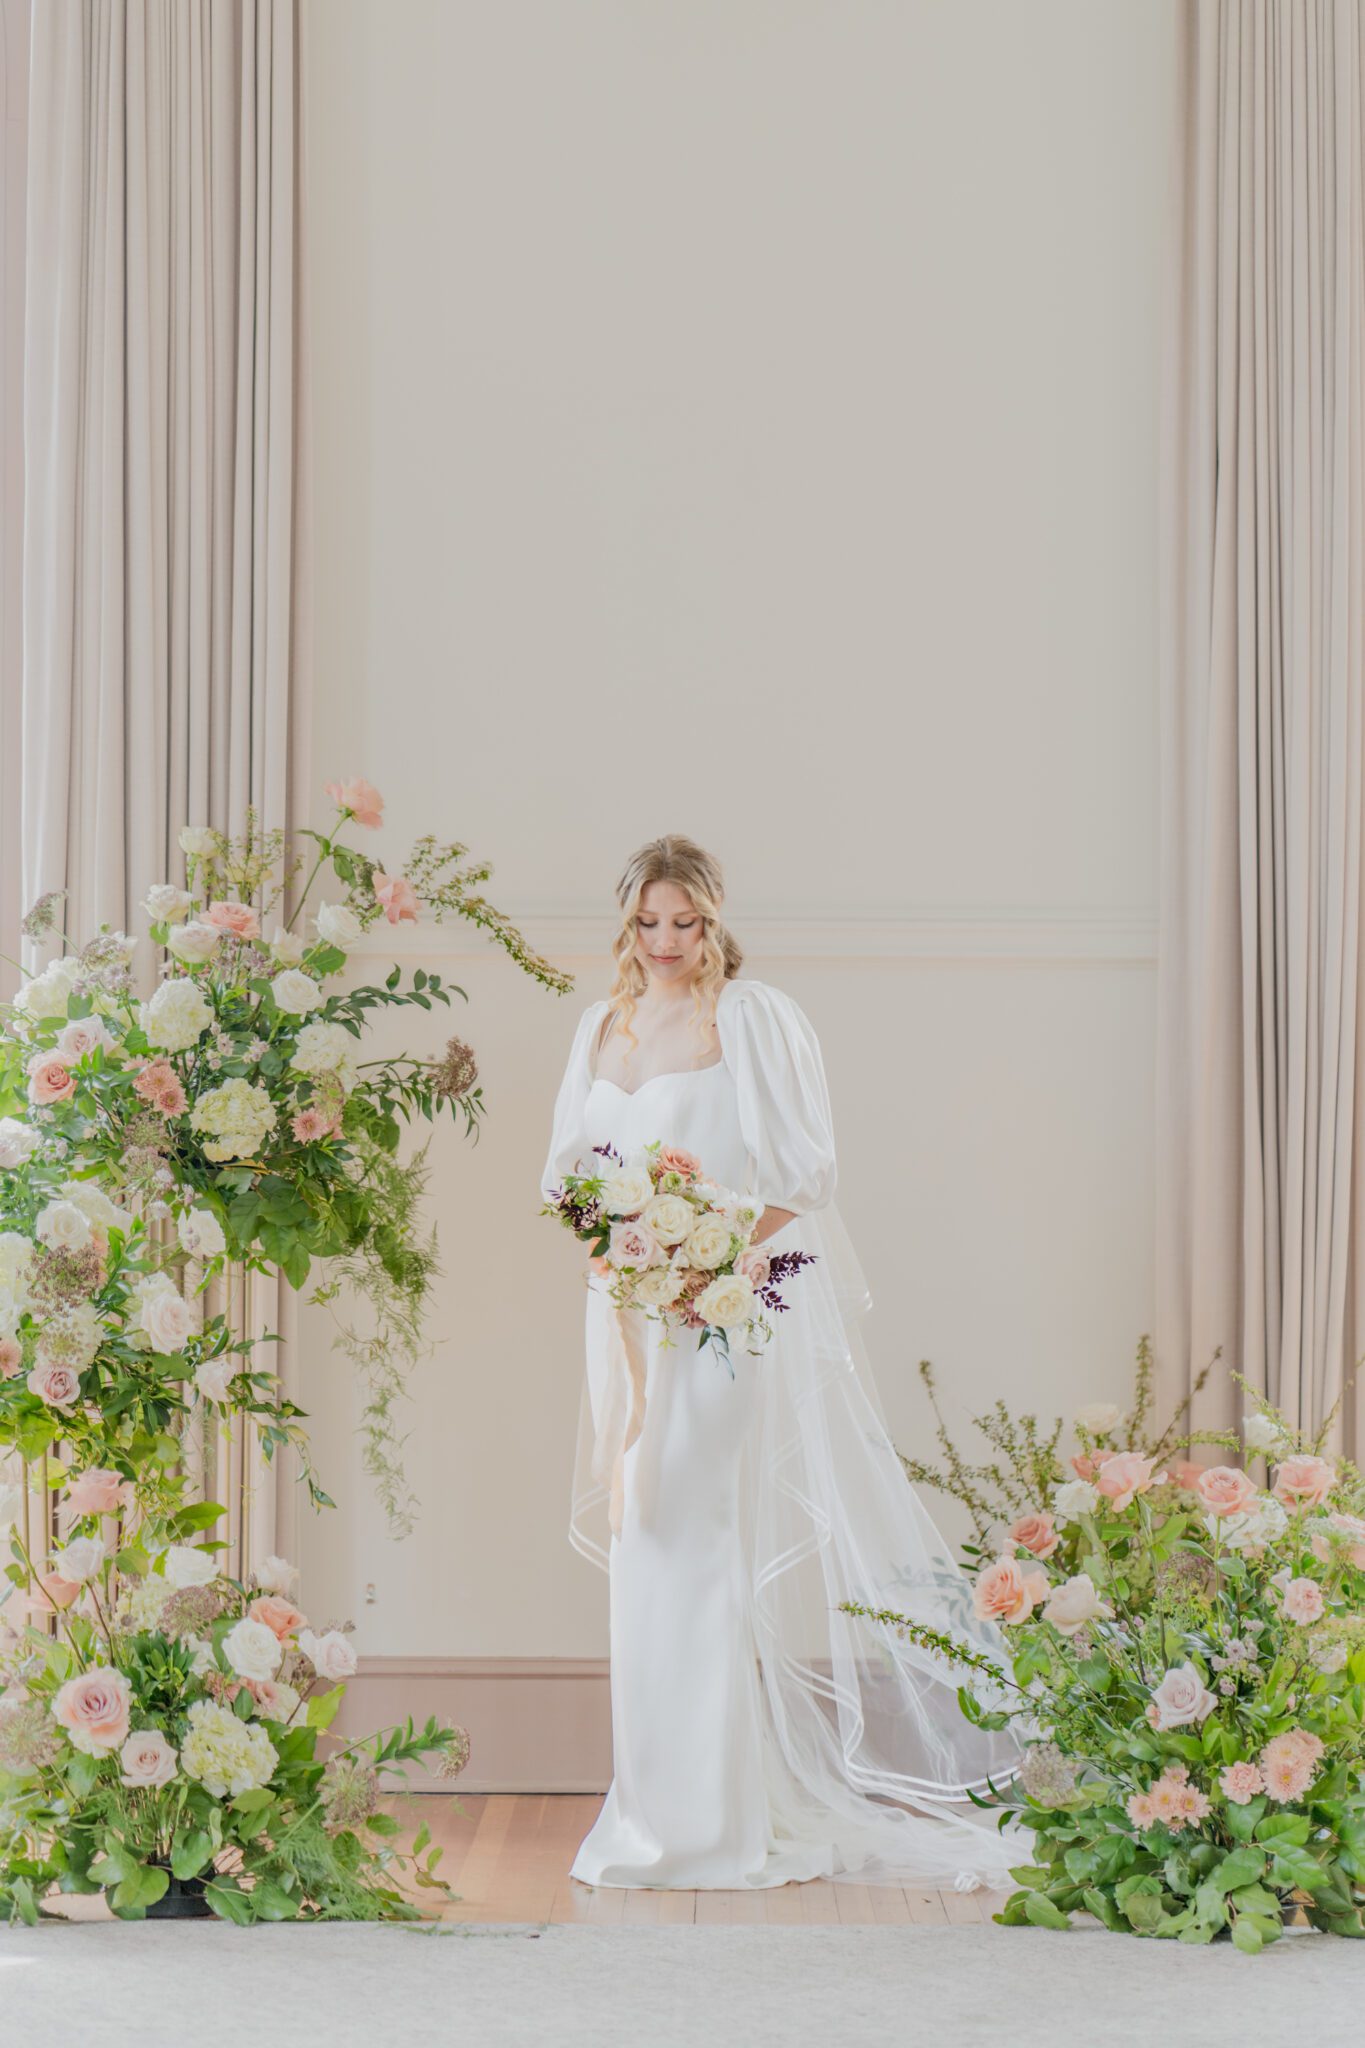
(599, 1167, 654, 1217)
(186, 1637, 218, 1677)
(139, 978, 213, 1052)
(163, 1545, 217, 1589)
(299, 1627, 358, 1680)
(1073, 1402, 1123, 1436)
(693, 1271, 756, 1329)
(682, 1217, 734, 1270)
(140, 1289, 193, 1354)
(165, 920, 222, 964)
(55, 1017, 114, 1063)
(194, 1355, 237, 1404)
(178, 1208, 227, 1261)
(640, 1194, 695, 1246)
(269, 926, 307, 967)
(1052, 1479, 1100, 1522)
(314, 902, 363, 948)
(52, 1535, 106, 1582)
(291, 1021, 354, 1077)
(253, 1555, 300, 1597)
(1242, 1410, 1281, 1453)
(179, 826, 219, 857)
(35, 1200, 92, 1253)
(635, 1265, 687, 1308)
(222, 1617, 283, 1682)
(61, 1181, 133, 1233)
(143, 884, 194, 926)
(1041, 1572, 1113, 1636)
(0, 1119, 41, 1170)
(270, 970, 322, 1016)
(1147, 1661, 1217, 1730)
(1217, 1495, 1289, 1553)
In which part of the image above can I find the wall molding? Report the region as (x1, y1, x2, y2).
(349, 1656, 611, 1794)
(353, 908, 1158, 965)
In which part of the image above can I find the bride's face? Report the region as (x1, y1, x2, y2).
(633, 881, 706, 988)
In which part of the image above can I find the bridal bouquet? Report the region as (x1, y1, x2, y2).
(543, 1140, 815, 1368)
(844, 1343, 1365, 1951)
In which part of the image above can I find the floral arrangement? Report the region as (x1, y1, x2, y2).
(542, 1140, 815, 1370)
(844, 1343, 1365, 1950)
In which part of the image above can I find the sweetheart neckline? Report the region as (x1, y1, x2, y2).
(589, 1063, 727, 1100)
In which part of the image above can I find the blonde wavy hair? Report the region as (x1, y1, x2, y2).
(604, 835, 743, 1066)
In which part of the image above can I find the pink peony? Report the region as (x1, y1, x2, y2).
(656, 1146, 703, 1181)
(1219, 1761, 1265, 1804)
(1147, 1662, 1217, 1731)
(1281, 1576, 1326, 1624)
(324, 777, 385, 829)
(27, 1358, 81, 1409)
(1006, 1511, 1060, 1561)
(1095, 1450, 1156, 1512)
(374, 872, 419, 925)
(204, 900, 261, 940)
(247, 1594, 307, 1642)
(52, 1666, 133, 1755)
(971, 1554, 1049, 1627)
(1195, 1465, 1260, 1517)
(1311, 1511, 1365, 1570)
(0, 1337, 21, 1379)
(291, 1107, 330, 1144)
(26, 1055, 75, 1106)
(65, 1467, 132, 1519)
(1273, 1454, 1336, 1510)
(609, 1220, 660, 1269)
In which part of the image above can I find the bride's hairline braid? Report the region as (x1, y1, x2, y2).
(604, 836, 743, 1066)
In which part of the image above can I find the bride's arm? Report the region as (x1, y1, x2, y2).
(719, 981, 837, 1226)
(751, 1204, 797, 1245)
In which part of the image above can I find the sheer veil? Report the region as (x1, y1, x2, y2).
(560, 984, 1030, 1889)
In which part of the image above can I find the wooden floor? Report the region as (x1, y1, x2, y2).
(402, 1795, 1011, 1927)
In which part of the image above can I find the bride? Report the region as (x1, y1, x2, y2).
(541, 835, 1023, 1891)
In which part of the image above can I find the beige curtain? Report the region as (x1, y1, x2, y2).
(18, 0, 312, 1564)
(1157, 0, 1365, 1463)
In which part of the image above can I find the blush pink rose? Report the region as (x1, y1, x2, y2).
(0, 1337, 21, 1379)
(374, 872, 420, 924)
(1280, 1576, 1325, 1624)
(1310, 1511, 1365, 1569)
(609, 1220, 660, 1269)
(119, 1729, 178, 1788)
(736, 1248, 772, 1290)
(9, 1569, 83, 1621)
(1219, 1760, 1265, 1804)
(205, 899, 261, 940)
(65, 1467, 132, 1518)
(52, 1666, 133, 1755)
(1006, 1511, 1060, 1561)
(56, 1018, 112, 1062)
(1195, 1465, 1260, 1517)
(971, 1554, 1049, 1627)
(1146, 1662, 1216, 1730)
(1095, 1451, 1156, 1512)
(1170, 1459, 1208, 1492)
(1273, 1454, 1337, 1509)
(27, 1358, 81, 1409)
(324, 777, 385, 829)
(247, 1594, 307, 1642)
(26, 1055, 75, 1106)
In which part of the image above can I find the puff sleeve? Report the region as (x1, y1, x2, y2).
(540, 1000, 609, 1204)
(718, 980, 838, 1215)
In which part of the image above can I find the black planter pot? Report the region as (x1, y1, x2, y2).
(145, 1864, 212, 1920)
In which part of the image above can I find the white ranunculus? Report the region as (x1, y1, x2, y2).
(35, 1200, 92, 1253)
(682, 1217, 734, 1271)
(177, 1207, 226, 1261)
(194, 1355, 237, 1404)
(253, 1555, 300, 1597)
(165, 920, 222, 964)
(163, 1545, 217, 1589)
(61, 1180, 133, 1234)
(270, 969, 322, 1016)
(314, 902, 363, 948)
(140, 1289, 193, 1354)
(291, 1020, 354, 1077)
(599, 1166, 654, 1217)
(1041, 1572, 1113, 1635)
(640, 1194, 695, 1246)
(269, 926, 307, 966)
(634, 1265, 687, 1307)
(1073, 1402, 1123, 1436)
(298, 1627, 358, 1680)
(52, 1536, 105, 1582)
(179, 826, 219, 857)
(1242, 1410, 1280, 1453)
(222, 1617, 283, 1682)
(14, 958, 79, 1021)
(693, 1271, 756, 1329)
(139, 978, 213, 1052)
(0, 1118, 41, 1170)
(1052, 1479, 1100, 1522)
(143, 884, 194, 926)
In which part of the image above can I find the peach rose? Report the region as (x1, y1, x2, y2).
(1273, 1454, 1336, 1509)
(1006, 1511, 1060, 1561)
(1280, 1576, 1325, 1624)
(52, 1665, 133, 1755)
(204, 899, 261, 940)
(1095, 1451, 1156, 1512)
(1070, 1453, 1097, 1481)
(1195, 1465, 1260, 1517)
(65, 1467, 132, 1518)
(0, 1337, 21, 1379)
(1310, 1511, 1365, 1570)
(8, 1569, 83, 1621)
(1042, 1572, 1113, 1635)
(247, 1594, 307, 1642)
(971, 1554, 1049, 1627)
(374, 872, 419, 924)
(324, 777, 385, 829)
(26, 1055, 75, 1106)
(27, 1358, 81, 1409)
(1219, 1760, 1265, 1804)
(656, 1146, 703, 1180)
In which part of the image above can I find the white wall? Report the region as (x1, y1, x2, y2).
(300, 0, 1178, 1657)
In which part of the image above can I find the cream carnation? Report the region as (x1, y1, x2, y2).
(139, 978, 213, 1052)
(180, 1698, 278, 1798)
(1052, 1479, 1099, 1522)
(194, 1355, 238, 1404)
(1242, 1410, 1281, 1453)
(190, 1078, 276, 1161)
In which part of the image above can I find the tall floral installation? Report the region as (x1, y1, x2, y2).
(845, 1343, 1365, 1951)
(0, 781, 571, 1922)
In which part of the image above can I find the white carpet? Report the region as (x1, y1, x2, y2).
(3, 1920, 1364, 2047)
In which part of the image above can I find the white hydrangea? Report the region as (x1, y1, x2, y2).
(0, 1232, 35, 1296)
(0, 1119, 41, 1171)
(270, 970, 322, 1016)
(177, 1208, 227, 1260)
(139, 978, 213, 1053)
(121, 1575, 174, 1631)
(180, 1699, 279, 1799)
(190, 1079, 276, 1162)
(13, 958, 79, 1022)
(291, 1021, 355, 1080)
(1214, 1495, 1290, 1553)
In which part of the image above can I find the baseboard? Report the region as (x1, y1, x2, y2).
(346, 1655, 611, 1794)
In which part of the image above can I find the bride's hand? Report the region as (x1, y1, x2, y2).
(750, 1205, 795, 1247)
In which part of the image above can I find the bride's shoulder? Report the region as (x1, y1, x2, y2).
(716, 977, 813, 1029)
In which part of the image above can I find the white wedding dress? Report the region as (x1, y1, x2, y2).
(541, 976, 1024, 1890)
